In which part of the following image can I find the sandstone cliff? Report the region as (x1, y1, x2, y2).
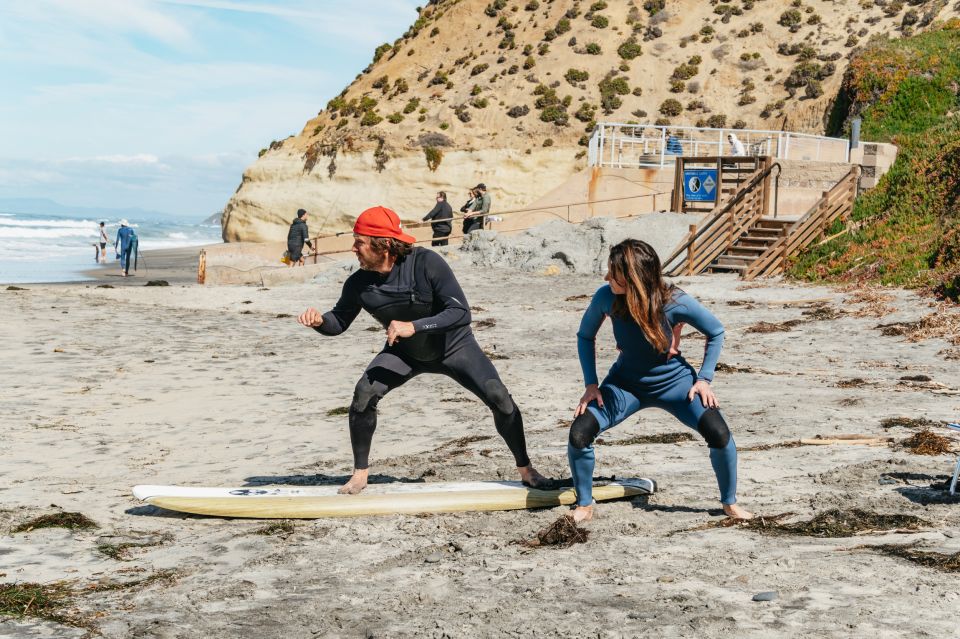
(222, 0, 956, 242)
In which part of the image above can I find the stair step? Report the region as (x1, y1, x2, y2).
(746, 228, 782, 237)
(741, 235, 779, 245)
(709, 263, 747, 273)
(715, 256, 753, 266)
(726, 246, 766, 256)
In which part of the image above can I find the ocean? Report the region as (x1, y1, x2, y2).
(0, 211, 223, 284)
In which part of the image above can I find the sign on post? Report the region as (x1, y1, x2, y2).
(683, 168, 718, 202)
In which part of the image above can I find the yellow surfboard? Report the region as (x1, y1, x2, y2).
(132, 479, 655, 519)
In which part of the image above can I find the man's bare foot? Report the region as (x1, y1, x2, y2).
(338, 469, 369, 495)
(571, 505, 593, 523)
(724, 503, 754, 519)
(518, 465, 553, 489)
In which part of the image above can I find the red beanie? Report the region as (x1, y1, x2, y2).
(353, 206, 416, 244)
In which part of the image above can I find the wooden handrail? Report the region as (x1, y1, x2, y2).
(744, 166, 860, 280)
(662, 162, 781, 276)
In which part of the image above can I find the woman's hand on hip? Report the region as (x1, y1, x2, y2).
(575, 384, 603, 417)
(688, 379, 718, 409)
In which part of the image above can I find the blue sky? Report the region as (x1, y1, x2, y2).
(0, 0, 422, 219)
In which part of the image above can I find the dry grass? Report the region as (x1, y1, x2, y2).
(877, 305, 960, 344)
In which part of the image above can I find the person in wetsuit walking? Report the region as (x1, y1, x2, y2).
(567, 239, 753, 522)
(297, 206, 550, 495)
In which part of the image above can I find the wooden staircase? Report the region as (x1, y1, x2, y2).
(663, 164, 861, 278)
(708, 218, 793, 274)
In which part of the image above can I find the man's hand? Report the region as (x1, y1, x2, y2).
(687, 379, 719, 409)
(386, 320, 415, 346)
(298, 308, 323, 328)
(574, 384, 604, 417)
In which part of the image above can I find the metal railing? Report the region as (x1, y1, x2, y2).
(588, 122, 850, 169)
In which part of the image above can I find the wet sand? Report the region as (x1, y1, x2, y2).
(2, 257, 960, 638)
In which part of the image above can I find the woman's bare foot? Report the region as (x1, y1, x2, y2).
(338, 469, 369, 495)
(723, 503, 754, 520)
(571, 505, 593, 523)
(518, 465, 553, 489)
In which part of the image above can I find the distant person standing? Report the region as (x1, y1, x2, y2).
(727, 133, 746, 157)
(460, 188, 479, 235)
(422, 191, 453, 246)
(287, 208, 314, 267)
(97, 221, 108, 263)
(115, 220, 135, 277)
(463, 183, 491, 234)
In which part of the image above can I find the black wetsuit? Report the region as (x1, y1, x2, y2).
(316, 247, 530, 469)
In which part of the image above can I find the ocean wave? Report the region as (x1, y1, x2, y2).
(0, 218, 103, 229)
(0, 227, 102, 239)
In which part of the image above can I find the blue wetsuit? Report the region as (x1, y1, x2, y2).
(569, 285, 738, 506)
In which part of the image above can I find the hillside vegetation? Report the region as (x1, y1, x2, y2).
(791, 19, 960, 300)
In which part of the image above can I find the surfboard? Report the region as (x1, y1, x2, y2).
(132, 478, 655, 519)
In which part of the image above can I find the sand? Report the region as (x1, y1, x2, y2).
(2, 252, 960, 637)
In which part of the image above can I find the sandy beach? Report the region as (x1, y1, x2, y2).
(2, 248, 960, 638)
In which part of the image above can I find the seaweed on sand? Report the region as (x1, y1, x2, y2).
(434, 435, 492, 451)
(746, 319, 803, 333)
(520, 515, 589, 548)
(898, 429, 956, 455)
(326, 406, 350, 416)
(473, 318, 497, 328)
(881, 416, 946, 429)
(12, 512, 98, 533)
(0, 581, 82, 626)
(802, 304, 846, 320)
(856, 544, 960, 572)
(596, 432, 694, 446)
(96, 533, 173, 561)
(253, 521, 296, 537)
(678, 509, 929, 537)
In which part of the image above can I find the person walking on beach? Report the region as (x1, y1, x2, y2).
(422, 191, 453, 246)
(115, 220, 135, 277)
(97, 221, 108, 263)
(463, 183, 491, 234)
(297, 206, 550, 495)
(287, 208, 314, 267)
(567, 239, 753, 523)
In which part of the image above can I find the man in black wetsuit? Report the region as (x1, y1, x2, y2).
(298, 206, 549, 494)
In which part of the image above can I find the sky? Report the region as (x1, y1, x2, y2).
(0, 0, 422, 219)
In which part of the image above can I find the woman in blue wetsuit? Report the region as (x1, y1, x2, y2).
(568, 239, 753, 523)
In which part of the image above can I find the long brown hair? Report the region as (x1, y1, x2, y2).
(608, 239, 674, 353)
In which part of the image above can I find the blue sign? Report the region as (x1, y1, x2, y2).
(683, 168, 718, 202)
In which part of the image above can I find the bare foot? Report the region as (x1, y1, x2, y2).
(518, 465, 553, 489)
(724, 503, 754, 520)
(571, 505, 593, 523)
(338, 469, 369, 495)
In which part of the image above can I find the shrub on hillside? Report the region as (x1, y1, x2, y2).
(659, 99, 682, 117)
(565, 68, 590, 84)
(507, 105, 530, 118)
(618, 38, 643, 60)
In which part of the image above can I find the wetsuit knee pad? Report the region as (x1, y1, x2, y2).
(697, 409, 730, 449)
(569, 411, 601, 449)
(350, 378, 382, 413)
(482, 379, 515, 415)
